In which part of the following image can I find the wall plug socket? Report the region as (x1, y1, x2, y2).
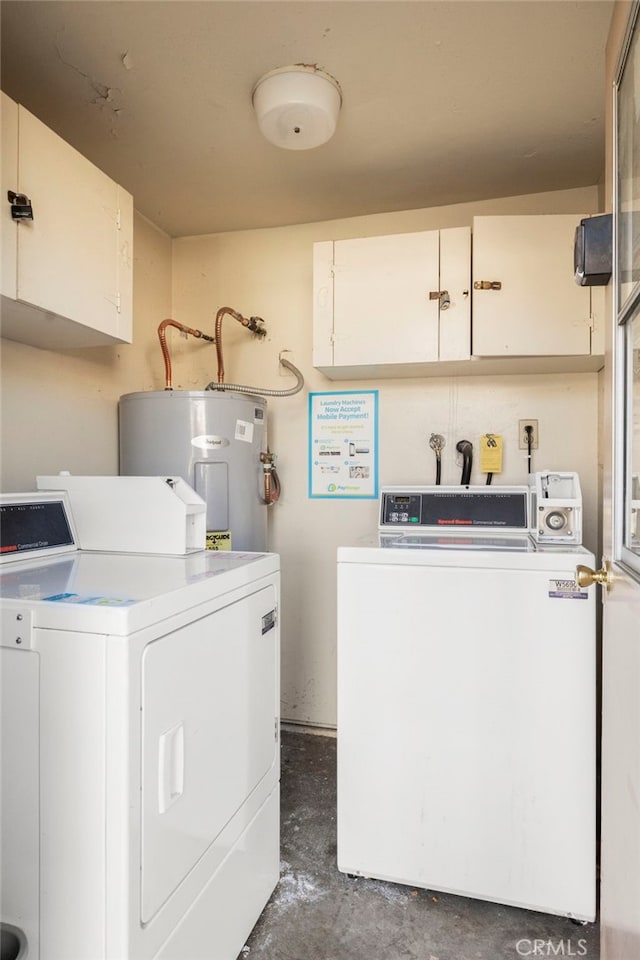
(518, 420, 539, 449)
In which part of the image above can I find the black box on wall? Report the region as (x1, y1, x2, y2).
(574, 213, 612, 286)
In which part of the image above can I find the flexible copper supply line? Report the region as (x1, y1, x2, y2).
(215, 306, 265, 383)
(157, 318, 214, 390)
(267, 465, 281, 503)
(260, 451, 281, 505)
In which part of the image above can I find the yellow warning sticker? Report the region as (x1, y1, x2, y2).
(480, 434, 503, 474)
(206, 531, 232, 551)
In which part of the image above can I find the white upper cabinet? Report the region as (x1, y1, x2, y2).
(471, 214, 594, 358)
(313, 215, 605, 380)
(1, 92, 133, 349)
(313, 227, 471, 377)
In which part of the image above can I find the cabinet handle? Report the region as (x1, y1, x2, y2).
(473, 280, 502, 291)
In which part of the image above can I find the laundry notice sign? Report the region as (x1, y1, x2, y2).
(309, 390, 379, 499)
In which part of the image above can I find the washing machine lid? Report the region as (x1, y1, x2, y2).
(338, 540, 594, 571)
(379, 533, 535, 552)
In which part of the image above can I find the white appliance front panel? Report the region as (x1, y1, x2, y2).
(0, 554, 281, 960)
(153, 786, 280, 960)
(38, 628, 109, 957)
(140, 584, 278, 922)
(337, 558, 596, 920)
(0, 648, 39, 958)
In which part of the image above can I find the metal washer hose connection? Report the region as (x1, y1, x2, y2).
(205, 357, 304, 397)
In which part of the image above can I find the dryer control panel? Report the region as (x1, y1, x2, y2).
(0, 493, 78, 564)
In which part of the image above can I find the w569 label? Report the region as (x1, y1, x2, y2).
(548, 579, 588, 600)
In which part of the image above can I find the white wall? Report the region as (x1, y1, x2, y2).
(172, 185, 602, 727)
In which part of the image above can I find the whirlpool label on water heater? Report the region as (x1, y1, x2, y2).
(191, 435, 230, 450)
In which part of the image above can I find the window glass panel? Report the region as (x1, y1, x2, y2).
(617, 6, 640, 574)
(617, 13, 640, 311)
(627, 311, 640, 556)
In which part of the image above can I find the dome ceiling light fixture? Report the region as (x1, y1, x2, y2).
(252, 64, 342, 151)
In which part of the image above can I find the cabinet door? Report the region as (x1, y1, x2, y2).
(1, 93, 18, 301)
(17, 105, 122, 337)
(115, 184, 133, 342)
(1, 93, 133, 348)
(439, 226, 471, 361)
(332, 231, 440, 366)
(472, 215, 592, 357)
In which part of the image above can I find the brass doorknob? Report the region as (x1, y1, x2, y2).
(576, 561, 613, 589)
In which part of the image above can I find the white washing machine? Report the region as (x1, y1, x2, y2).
(337, 483, 596, 921)
(0, 493, 280, 960)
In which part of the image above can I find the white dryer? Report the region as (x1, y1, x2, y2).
(0, 493, 280, 960)
(337, 484, 596, 921)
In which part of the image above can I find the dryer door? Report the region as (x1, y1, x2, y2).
(140, 583, 278, 922)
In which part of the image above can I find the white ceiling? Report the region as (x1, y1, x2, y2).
(0, 0, 614, 238)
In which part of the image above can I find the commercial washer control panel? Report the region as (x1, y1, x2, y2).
(379, 486, 530, 533)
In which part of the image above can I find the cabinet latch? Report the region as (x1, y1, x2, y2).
(8, 191, 34, 221)
(473, 280, 502, 291)
(429, 290, 451, 310)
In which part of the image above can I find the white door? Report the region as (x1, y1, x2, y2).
(600, 8, 640, 957)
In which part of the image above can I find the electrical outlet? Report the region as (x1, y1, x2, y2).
(518, 419, 539, 449)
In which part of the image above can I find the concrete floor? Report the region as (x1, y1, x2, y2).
(240, 730, 599, 960)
